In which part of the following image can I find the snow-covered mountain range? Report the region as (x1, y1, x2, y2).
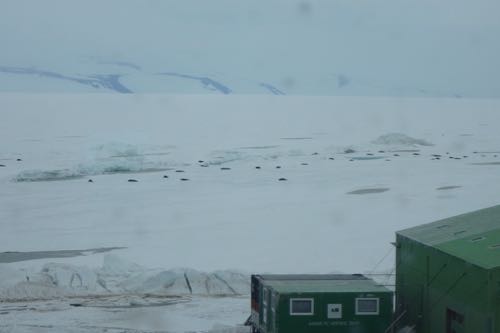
(1, 0, 500, 97)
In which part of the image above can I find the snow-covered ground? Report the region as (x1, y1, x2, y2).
(0, 295, 249, 333)
(1, 94, 500, 332)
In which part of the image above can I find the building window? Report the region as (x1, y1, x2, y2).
(290, 298, 314, 315)
(355, 298, 379, 315)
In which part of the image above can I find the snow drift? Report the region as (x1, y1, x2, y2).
(13, 143, 175, 182)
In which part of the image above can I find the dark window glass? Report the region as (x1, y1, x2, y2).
(291, 300, 312, 314)
(357, 299, 378, 313)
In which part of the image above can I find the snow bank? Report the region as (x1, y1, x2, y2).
(209, 324, 251, 333)
(205, 150, 249, 166)
(0, 280, 66, 301)
(13, 169, 84, 182)
(372, 133, 433, 147)
(12, 143, 310, 182)
(99, 253, 144, 276)
(0, 255, 250, 301)
(0, 263, 105, 300)
(118, 267, 250, 296)
(13, 143, 174, 182)
(41, 263, 107, 292)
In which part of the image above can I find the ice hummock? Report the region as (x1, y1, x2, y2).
(372, 133, 434, 147)
(0, 255, 250, 301)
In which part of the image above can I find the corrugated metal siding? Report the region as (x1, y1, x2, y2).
(395, 234, 497, 333)
(397, 204, 500, 269)
(398, 204, 500, 245)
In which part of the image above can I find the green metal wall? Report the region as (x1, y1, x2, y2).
(258, 290, 393, 333)
(395, 234, 500, 333)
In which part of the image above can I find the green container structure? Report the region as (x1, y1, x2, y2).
(250, 274, 393, 333)
(395, 205, 500, 333)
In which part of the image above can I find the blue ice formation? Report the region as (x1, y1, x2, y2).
(259, 83, 285, 95)
(0, 66, 132, 93)
(158, 72, 232, 94)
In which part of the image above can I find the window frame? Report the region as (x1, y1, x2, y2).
(355, 297, 380, 315)
(289, 298, 314, 316)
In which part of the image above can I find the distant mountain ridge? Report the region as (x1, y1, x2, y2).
(1, 0, 499, 97)
(0, 64, 464, 97)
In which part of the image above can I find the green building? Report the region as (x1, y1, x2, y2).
(250, 274, 393, 333)
(395, 205, 500, 333)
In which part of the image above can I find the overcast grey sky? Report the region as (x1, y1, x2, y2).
(1, 0, 499, 96)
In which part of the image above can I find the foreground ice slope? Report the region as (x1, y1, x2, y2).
(0, 295, 250, 333)
(1, 94, 500, 331)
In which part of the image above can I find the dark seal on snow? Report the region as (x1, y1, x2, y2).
(436, 186, 462, 191)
